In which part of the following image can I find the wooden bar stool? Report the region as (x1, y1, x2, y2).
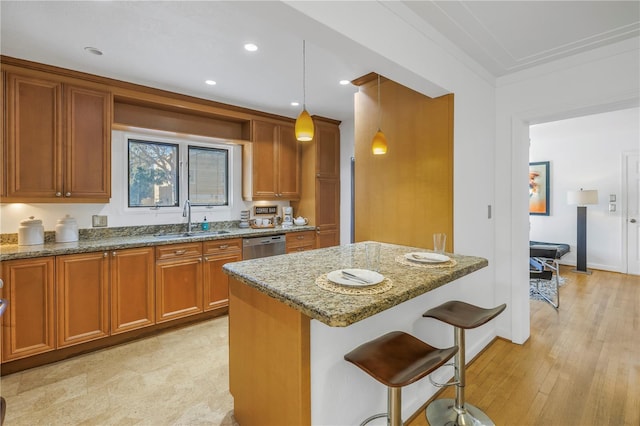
(422, 301, 507, 426)
(344, 331, 458, 426)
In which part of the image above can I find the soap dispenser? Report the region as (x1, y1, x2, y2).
(201, 216, 210, 231)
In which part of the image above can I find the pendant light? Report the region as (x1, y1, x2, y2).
(295, 40, 314, 142)
(371, 74, 388, 155)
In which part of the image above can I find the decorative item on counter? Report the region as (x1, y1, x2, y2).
(201, 216, 210, 231)
(293, 216, 308, 226)
(239, 210, 250, 228)
(251, 217, 274, 229)
(282, 206, 293, 228)
(18, 216, 45, 246)
(55, 214, 79, 243)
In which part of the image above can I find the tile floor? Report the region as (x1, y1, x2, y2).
(1, 316, 237, 425)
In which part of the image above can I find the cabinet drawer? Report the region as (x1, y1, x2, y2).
(286, 231, 316, 251)
(156, 242, 202, 260)
(203, 238, 242, 256)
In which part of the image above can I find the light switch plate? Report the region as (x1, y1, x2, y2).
(92, 215, 108, 227)
(609, 203, 616, 212)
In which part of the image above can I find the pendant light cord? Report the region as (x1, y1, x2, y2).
(377, 74, 381, 129)
(303, 40, 307, 109)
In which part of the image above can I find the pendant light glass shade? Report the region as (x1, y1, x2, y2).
(295, 40, 314, 142)
(295, 108, 314, 141)
(371, 129, 388, 155)
(371, 74, 387, 155)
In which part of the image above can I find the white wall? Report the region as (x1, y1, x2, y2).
(529, 108, 640, 273)
(0, 127, 284, 233)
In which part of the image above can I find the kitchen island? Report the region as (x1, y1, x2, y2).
(223, 242, 488, 425)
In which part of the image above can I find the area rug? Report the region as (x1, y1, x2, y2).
(529, 275, 568, 302)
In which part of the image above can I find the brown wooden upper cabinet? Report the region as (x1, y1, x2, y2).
(2, 66, 111, 203)
(244, 119, 300, 200)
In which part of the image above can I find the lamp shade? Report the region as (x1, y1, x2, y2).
(371, 129, 388, 155)
(567, 189, 598, 205)
(295, 108, 314, 141)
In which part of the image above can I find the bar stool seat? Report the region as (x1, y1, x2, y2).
(423, 301, 506, 426)
(345, 331, 458, 426)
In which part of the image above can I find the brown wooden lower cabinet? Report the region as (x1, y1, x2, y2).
(56, 252, 110, 348)
(1, 239, 237, 370)
(1, 257, 56, 361)
(203, 239, 242, 311)
(155, 242, 204, 323)
(110, 247, 155, 334)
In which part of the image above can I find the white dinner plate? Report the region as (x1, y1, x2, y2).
(404, 252, 450, 264)
(327, 268, 384, 287)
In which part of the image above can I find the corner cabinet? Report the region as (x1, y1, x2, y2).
(243, 119, 300, 200)
(292, 118, 341, 248)
(2, 65, 111, 203)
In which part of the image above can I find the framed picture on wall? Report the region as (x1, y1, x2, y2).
(529, 161, 550, 215)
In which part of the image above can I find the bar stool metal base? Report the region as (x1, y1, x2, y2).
(426, 398, 495, 426)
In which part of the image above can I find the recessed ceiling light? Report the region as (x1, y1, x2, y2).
(84, 46, 103, 56)
(291, 101, 300, 107)
(339, 80, 350, 85)
(205, 80, 217, 86)
(244, 43, 258, 52)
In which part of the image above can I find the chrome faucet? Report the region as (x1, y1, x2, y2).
(182, 199, 193, 234)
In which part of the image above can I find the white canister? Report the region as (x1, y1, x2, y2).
(18, 216, 45, 246)
(55, 214, 79, 243)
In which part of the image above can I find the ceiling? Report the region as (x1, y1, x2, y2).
(1, 1, 638, 123)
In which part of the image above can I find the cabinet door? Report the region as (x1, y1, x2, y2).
(64, 84, 111, 200)
(110, 247, 155, 334)
(155, 257, 203, 323)
(277, 123, 301, 199)
(315, 121, 340, 179)
(316, 177, 340, 248)
(203, 240, 242, 311)
(1, 257, 55, 362)
(252, 120, 278, 198)
(5, 71, 63, 199)
(56, 252, 110, 348)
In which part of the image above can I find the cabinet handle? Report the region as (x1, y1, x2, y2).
(65, 192, 71, 197)
(219, 244, 229, 249)
(297, 236, 304, 240)
(103, 252, 108, 258)
(316, 173, 320, 178)
(55, 192, 62, 197)
(174, 249, 187, 255)
(204, 257, 209, 261)
(112, 251, 117, 257)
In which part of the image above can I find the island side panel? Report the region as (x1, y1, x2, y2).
(228, 277, 311, 426)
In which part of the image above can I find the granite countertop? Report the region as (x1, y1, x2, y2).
(0, 224, 315, 261)
(223, 242, 488, 327)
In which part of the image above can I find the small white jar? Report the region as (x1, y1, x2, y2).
(55, 214, 79, 243)
(18, 216, 45, 246)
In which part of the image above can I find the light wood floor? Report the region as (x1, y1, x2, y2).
(1, 268, 638, 425)
(409, 267, 640, 426)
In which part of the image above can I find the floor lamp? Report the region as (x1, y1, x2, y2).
(567, 189, 598, 274)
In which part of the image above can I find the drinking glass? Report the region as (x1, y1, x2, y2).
(433, 233, 447, 254)
(365, 242, 381, 272)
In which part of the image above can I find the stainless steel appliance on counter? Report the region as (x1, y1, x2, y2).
(242, 235, 286, 259)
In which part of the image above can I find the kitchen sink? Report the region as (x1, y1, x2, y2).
(153, 230, 230, 239)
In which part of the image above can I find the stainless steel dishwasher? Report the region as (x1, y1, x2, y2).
(243, 234, 286, 259)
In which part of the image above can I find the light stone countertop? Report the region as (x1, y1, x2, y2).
(0, 225, 315, 261)
(223, 241, 488, 327)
